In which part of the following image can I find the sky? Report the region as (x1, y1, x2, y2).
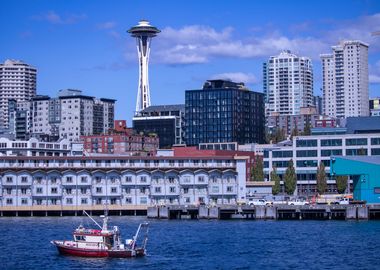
(1, 0, 380, 123)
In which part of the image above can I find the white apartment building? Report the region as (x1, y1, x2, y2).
(0, 155, 247, 208)
(0, 60, 36, 128)
(321, 40, 369, 118)
(0, 137, 70, 156)
(263, 50, 313, 116)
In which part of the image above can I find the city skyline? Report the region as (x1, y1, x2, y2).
(1, 0, 380, 122)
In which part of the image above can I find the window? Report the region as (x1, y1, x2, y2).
(140, 176, 147, 183)
(198, 176, 205, 182)
(36, 187, 43, 194)
(296, 139, 317, 147)
(125, 188, 131, 194)
(371, 149, 380, 156)
(81, 176, 87, 183)
(96, 187, 102, 193)
(346, 148, 367, 156)
(66, 198, 73, 204)
(227, 186, 233, 192)
(155, 187, 161, 193)
(21, 176, 28, 183)
(6, 198, 13, 205)
(80, 188, 87, 194)
(185, 197, 190, 203)
(6, 177, 12, 183)
(169, 187, 176, 193)
(21, 188, 27, 194)
(125, 176, 132, 182)
(321, 149, 342, 156)
(183, 188, 189, 194)
(81, 198, 88, 204)
(51, 188, 58, 194)
(183, 176, 191, 183)
(95, 176, 102, 183)
(212, 186, 219, 193)
(6, 188, 12, 195)
(296, 160, 318, 167)
(321, 139, 342, 147)
(346, 138, 367, 146)
(272, 151, 293, 158)
(296, 150, 317, 157)
(371, 138, 380, 145)
(140, 187, 146, 193)
(110, 198, 117, 205)
(66, 176, 73, 183)
(111, 187, 117, 193)
(21, 198, 28, 205)
(140, 197, 147, 204)
(125, 197, 132, 204)
(168, 177, 175, 183)
(65, 188, 72, 194)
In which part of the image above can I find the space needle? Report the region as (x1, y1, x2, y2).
(128, 20, 160, 114)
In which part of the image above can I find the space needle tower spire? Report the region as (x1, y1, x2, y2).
(128, 20, 160, 114)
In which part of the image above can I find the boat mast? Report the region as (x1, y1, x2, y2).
(82, 210, 102, 229)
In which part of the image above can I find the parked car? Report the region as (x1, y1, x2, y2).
(248, 199, 272, 206)
(288, 199, 309, 206)
(334, 198, 350, 205)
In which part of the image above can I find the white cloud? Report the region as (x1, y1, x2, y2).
(210, 72, 258, 84)
(369, 74, 380, 83)
(149, 12, 380, 65)
(97, 21, 117, 30)
(369, 60, 380, 84)
(33, 11, 87, 24)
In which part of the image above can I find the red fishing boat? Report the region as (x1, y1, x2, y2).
(51, 211, 148, 258)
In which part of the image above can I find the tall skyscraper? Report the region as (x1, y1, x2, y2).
(321, 40, 369, 118)
(0, 59, 36, 128)
(128, 20, 160, 114)
(185, 80, 265, 146)
(263, 50, 313, 116)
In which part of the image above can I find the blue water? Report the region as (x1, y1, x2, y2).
(1, 217, 380, 269)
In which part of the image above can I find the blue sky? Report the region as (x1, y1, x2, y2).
(1, 0, 380, 123)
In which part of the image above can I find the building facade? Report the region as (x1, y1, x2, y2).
(0, 60, 37, 129)
(264, 133, 380, 195)
(263, 51, 313, 116)
(185, 80, 264, 146)
(0, 155, 247, 208)
(133, 104, 185, 148)
(321, 40, 369, 118)
(369, 97, 380, 116)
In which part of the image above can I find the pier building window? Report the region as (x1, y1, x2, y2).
(183, 188, 189, 194)
(81, 176, 87, 183)
(65, 188, 72, 194)
(36, 199, 43, 205)
(272, 151, 293, 158)
(36, 187, 43, 194)
(296, 160, 318, 167)
(346, 148, 367, 156)
(169, 187, 176, 193)
(36, 177, 42, 184)
(81, 198, 88, 204)
(296, 150, 317, 157)
(321, 149, 342, 156)
(183, 176, 191, 183)
(193, 160, 199, 165)
(95, 198, 102, 205)
(169, 160, 175, 167)
(95, 177, 102, 183)
(125, 176, 132, 182)
(185, 197, 190, 203)
(227, 186, 233, 192)
(21, 198, 28, 205)
(96, 187, 102, 193)
(21, 176, 28, 183)
(168, 177, 175, 184)
(111, 187, 117, 193)
(140, 197, 147, 204)
(110, 198, 117, 205)
(140, 176, 147, 183)
(371, 148, 380, 155)
(272, 161, 289, 168)
(51, 199, 57, 205)
(321, 139, 342, 147)
(125, 188, 131, 194)
(21, 188, 27, 194)
(155, 187, 161, 193)
(198, 176, 205, 182)
(66, 198, 73, 204)
(6, 198, 13, 205)
(212, 186, 219, 193)
(6, 188, 12, 195)
(96, 160, 101, 167)
(179, 160, 184, 167)
(264, 161, 269, 168)
(371, 138, 380, 145)
(51, 188, 57, 194)
(6, 176, 12, 183)
(202, 160, 207, 166)
(125, 197, 132, 204)
(129, 160, 135, 166)
(296, 139, 317, 147)
(80, 188, 87, 194)
(51, 177, 58, 184)
(346, 138, 367, 146)
(140, 187, 146, 193)
(66, 177, 73, 183)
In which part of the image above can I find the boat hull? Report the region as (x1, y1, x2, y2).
(52, 241, 145, 258)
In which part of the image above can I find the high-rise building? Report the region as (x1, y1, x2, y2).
(133, 104, 185, 148)
(369, 97, 380, 116)
(185, 80, 265, 146)
(313, 95, 323, 115)
(263, 50, 313, 116)
(321, 40, 369, 118)
(0, 59, 36, 129)
(128, 20, 160, 114)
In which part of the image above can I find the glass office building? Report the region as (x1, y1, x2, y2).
(185, 80, 264, 146)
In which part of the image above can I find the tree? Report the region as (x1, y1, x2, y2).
(271, 166, 281, 195)
(284, 159, 296, 195)
(358, 148, 366, 156)
(336, 175, 348, 194)
(252, 157, 264, 181)
(316, 162, 327, 195)
(290, 127, 298, 139)
(303, 122, 311, 136)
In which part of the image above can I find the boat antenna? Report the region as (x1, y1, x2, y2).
(83, 210, 102, 229)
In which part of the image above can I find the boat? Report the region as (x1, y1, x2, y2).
(51, 211, 148, 258)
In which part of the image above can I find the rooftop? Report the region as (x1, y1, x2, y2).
(140, 104, 185, 113)
(334, 156, 380, 166)
(346, 117, 380, 134)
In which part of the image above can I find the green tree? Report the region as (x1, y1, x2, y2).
(336, 175, 348, 194)
(252, 157, 264, 181)
(284, 159, 296, 195)
(302, 122, 311, 136)
(358, 148, 366, 156)
(316, 162, 327, 195)
(290, 127, 298, 139)
(271, 166, 281, 195)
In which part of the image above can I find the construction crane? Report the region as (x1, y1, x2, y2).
(372, 31, 380, 36)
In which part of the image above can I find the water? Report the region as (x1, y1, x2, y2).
(1, 217, 380, 270)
